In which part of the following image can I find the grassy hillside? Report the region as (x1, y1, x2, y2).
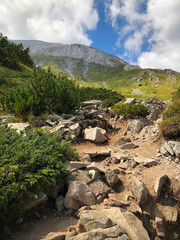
(31, 54, 180, 100)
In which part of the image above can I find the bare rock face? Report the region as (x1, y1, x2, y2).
(131, 177, 148, 205)
(84, 127, 107, 143)
(101, 207, 150, 240)
(79, 210, 115, 232)
(154, 175, 169, 199)
(64, 181, 96, 210)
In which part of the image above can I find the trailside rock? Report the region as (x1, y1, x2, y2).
(41, 231, 66, 240)
(105, 169, 119, 187)
(24, 192, 47, 211)
(69, 123, 81, 137)
(162, 142, 174, 155)
(86, 162, 105, 173)
(154, 175, 168, 199)
(70, 225, 125, 240)
(79, 210, 115, 232)
(121, 143, 139, 149)
(168, 141, 180, 157)
(84, 127, 107, 143)
(64, 181, 96, 210)
(134, 157, 158, 166)
(69, 161, 89, 170)
(88, 178, 111, 203)
(101, 207, 150, 240)
(131, 177, 148, 205)
(126, 119, 145, 134)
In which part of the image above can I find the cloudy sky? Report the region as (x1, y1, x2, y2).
(0, 0, 180, 72)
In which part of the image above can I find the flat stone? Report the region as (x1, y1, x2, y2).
(69, 161, 89, 170)
(114, 138, 126, 146)
(102, 207, 150, 240)
(124, 98, 136, 104)
(154, 175, 168, 198)
(97, 149, 111, 156)
(134, 157, 158, 166)
(82, 100, 102, 107)
(86, 162, 105, 173)
(24, 192, 47, 211)
(121, 143, 139, 149)
(84, 150, 97, 157)
(131, 177, 148, 205)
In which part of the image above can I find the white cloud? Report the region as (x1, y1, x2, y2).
(0, 0, 99, 45)
(106, 0, 180, 72)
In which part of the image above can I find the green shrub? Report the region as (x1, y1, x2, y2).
(0, 125, 80, 223)
(79, 87, 123, 107)
(160, 102, 180, 139)
(112, 104, 150, 119)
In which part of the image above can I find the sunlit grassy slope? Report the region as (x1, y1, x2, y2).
(31, 54, 180, 100)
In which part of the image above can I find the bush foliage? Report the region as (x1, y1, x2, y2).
(0, 125, 79, 223)
(112, 103, 150, 119)
(160, 88, 180, 139)
(79, 87, 123, 107)
(1, 67, 80, 117)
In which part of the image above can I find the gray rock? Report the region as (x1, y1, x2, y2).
(131, 177, 148, 205)
(105, 169, 119, 187)
(64, 181, 96, 210)
(84, 127, 107, 143)
(134, 157, 158, 166)
(65, 169, 91, 186)
(71, 225, 124, 240)
(82, 100, 102, 107)
(102, 207, 150, 240)
(114, 138, 126, 146)
(24, 191, 47, 211)
(160, 145, 169, 156)
(55, 195, 65, 212)
(88, 178, 111, 202)
(126, 119, 145, 134)
(163, 142, 174, 155)
(168, 141, 180, 158)
(124, 98, 136, 104)
(121, 143, 139, 149)
(69, 161, 89, 170)
(46, 119, 57, 126)
(79, 210, 115, 232)
(69, 123, 81, 137)
(154, 175, 168, 199)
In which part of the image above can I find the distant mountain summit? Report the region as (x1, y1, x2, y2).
(12, 40, 128, 67)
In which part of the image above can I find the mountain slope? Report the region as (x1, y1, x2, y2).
(11, 40, 180, 100)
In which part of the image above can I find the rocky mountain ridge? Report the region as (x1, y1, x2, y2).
(11, 40, 128, 67)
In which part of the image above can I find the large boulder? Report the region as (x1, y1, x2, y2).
(69, 225, 125, 240)
(79, 210, 115, 232)
(102, 207, 150, 240)
(84, 127, 107, 143)
(131, 177, 148, 205)
(64, 181, 96, 210)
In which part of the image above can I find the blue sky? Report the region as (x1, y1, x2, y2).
(0, 0, 180, 71)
